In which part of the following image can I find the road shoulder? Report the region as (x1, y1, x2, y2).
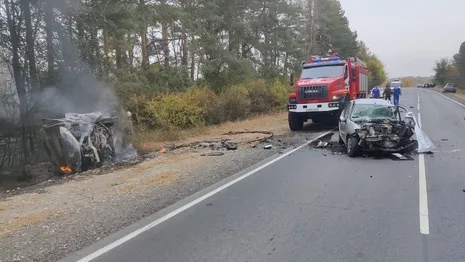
(0, 112, 329, 262)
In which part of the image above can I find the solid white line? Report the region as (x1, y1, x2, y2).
(435, 91, 465, 108)
(419, 153, 430, 234)
(416, 99, 430, 234)
(76, 130, 335, 262)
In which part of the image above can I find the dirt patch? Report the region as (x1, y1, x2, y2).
(144, 171, 177, 186)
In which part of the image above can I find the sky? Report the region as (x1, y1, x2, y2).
(338, 0, 465, 78)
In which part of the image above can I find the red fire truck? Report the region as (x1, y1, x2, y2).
(288, 53, 369, 130)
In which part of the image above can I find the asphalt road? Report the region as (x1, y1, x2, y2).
(63, 88, 465, 262)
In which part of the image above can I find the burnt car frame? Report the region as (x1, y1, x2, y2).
(41, 111, 118, 174)
(338, 99, 417, 157)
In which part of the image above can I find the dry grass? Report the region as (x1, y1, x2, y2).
(0, 211, 54, 238)
(134, 112, 289, 153)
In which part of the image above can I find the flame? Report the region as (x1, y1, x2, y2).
(60, 166, 72, 173)
(160, 147, 167, 153)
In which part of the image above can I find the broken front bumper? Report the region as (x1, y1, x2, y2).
(355, 119, 417, 153)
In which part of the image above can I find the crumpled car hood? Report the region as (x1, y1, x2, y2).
(355, 119, 416, 152)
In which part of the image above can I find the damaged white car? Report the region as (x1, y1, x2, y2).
(338, 99, 420, 157)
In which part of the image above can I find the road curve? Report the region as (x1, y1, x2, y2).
(62, 88, 465, 262)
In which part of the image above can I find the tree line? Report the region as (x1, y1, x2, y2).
(433, 41, 465, 87)
(0, 0, 386, 171)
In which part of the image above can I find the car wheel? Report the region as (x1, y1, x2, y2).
(347, 135, 360, 157)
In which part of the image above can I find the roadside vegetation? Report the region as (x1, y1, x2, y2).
(433, 41, 465, 87)
(0, 0, 386, 182)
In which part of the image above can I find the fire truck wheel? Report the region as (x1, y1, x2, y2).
(347, 135, 360, 157)
(288, 112, 304, 131)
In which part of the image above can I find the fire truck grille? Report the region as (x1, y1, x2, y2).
(298, 85, 329, 100)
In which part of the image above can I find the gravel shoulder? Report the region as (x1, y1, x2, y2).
(0, 112, 330, 262)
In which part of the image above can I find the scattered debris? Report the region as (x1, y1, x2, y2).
(264, 144, 273, 149)
(441, 138, 449, 141)
(322, 153, 327, 156)
(316, 141, 329, 148)
(223, 141, 238, 150)
(200, 152, 225, 156)
(410, 106, 414, 109)
(222, 130, 273, 142)
(390, 153, 414, 160)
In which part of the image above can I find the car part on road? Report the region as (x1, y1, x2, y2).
(404, 112, 436, 153)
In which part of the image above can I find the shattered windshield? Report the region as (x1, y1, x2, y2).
(350, 104, 397, 122)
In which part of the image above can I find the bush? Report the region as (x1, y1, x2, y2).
(143, 93, 205, 130)
(217, 84, 251, 122)
(269, 78, 291, 110)
(244, 79, 275, 115)
(184, 86, 222, 125)
(124, 77, 290, 131)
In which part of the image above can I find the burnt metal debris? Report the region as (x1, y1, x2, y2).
(355, 119, 417, 153)
(40, 111, 135, 175)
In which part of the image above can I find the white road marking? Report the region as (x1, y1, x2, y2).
(75, 130, 336, 262)
(435, 91, 465, 108)
(417, 94, 430, 235)
(419, 153, 429, 234)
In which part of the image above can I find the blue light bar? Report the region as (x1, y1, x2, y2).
(310, 56, 340, 63)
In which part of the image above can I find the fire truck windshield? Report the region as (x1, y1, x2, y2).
(300, 65, 344, 79)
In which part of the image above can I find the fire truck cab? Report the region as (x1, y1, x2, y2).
(288, 54, 369, 131)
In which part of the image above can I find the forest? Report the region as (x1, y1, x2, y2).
(0, 0, 386, 174)
(433, 41, 465, 87)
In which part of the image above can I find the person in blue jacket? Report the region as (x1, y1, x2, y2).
(371, 85, 381, 98)
(393, 85, 402, 105)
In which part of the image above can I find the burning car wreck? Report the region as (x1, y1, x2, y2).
(339, 99, 434, 157)
(40, 111, 134, 174)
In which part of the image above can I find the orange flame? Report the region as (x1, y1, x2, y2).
(160, 147, 167, 153)
(60, 166, 72, 173)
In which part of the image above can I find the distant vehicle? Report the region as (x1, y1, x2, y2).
(443, 83, 457, 93)
(416, 84, 423, 88)
(390, 80, 402, 90)
(338, 99, 416, 157)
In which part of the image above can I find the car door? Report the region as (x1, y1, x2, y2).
(339, 101, 353, 142)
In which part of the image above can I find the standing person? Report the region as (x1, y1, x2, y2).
(371, 85, 381, 98)
(383, 83, 392, 102)
(393, 85, 402, 106)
